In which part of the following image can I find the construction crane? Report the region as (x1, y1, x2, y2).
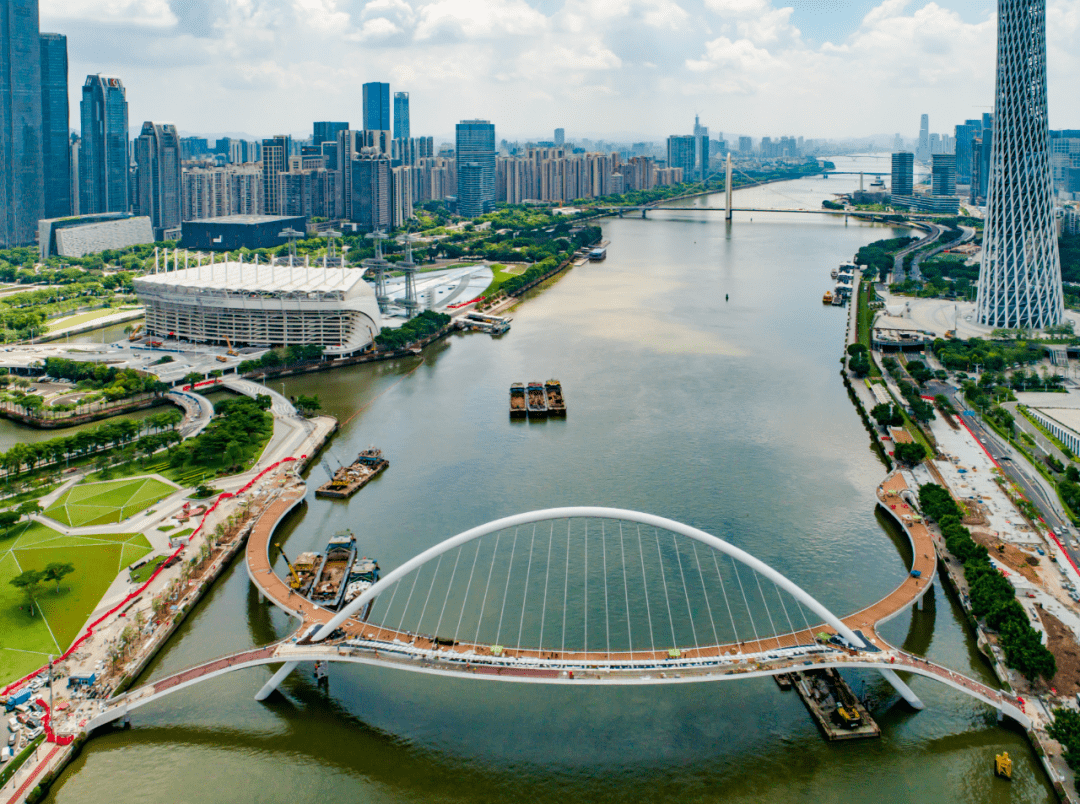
(224, 335, 237, 357)
(273, 543, 302, 589)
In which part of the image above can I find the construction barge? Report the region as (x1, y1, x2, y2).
(315, 448, 389, 499)
(510, 381, 567, 418)
(788, 669, 880, 741)
(309, 532, 357, 611)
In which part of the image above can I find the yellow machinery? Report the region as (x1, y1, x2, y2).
(835, 706, 862, 728)
(225, 336, 237, 357)
(995, 752, 1013, 779)
(274, 543, 302, 589)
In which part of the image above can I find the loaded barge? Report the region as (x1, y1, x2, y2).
(544, 380, 566, 416)
(510, 383, 527, 418)
(315, 448, 389, 499)
(509, 381, 568, 418)
(310, 532, 357, 611)
(527, 382, 547, 418)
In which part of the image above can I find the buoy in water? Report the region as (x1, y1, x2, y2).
(725, 294, 729, 301)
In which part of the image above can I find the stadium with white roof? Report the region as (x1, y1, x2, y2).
(133, 260, 383, 357)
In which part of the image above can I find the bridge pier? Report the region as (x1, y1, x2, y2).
(641, 209, 647, 219)
(879, 668, 925, 710)
(254, 660, 299, 701)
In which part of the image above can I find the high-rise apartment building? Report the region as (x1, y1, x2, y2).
(738, 136, 752, 154)
(698, 135, 710, 181)
(976, 0, 1063, 329)
(931, 153, 956, 196)
(313, 121, 348, 147)
(554, 128, 565, 147)
(351, 150, 392, 231)
(666, 135, 695, 178)
(79, 74, 129, 215)
(456, 120, 496, 218)
(39, 32, 69, 219)
(891, 152, 914, 197)
(393, 93, 409, 141)
(134, 122, 181, 239)
(362, 82, 390, 131)
(1, 0, 45, 247)
(261, 135, 291, 214)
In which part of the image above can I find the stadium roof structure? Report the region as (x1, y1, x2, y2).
(137, 262, 369, 298)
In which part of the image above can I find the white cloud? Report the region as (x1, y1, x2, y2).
(414, 0, 546, 41)
(42, 0, 177, 27)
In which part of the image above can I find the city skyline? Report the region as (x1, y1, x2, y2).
(35, 0, 1080, 141)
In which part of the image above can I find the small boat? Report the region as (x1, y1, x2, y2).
(526, 381, 547, 418)
(994, 752, 1012, 780)
(823, 290, 834, 304)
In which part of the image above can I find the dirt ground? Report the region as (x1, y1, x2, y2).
(970, 528, 1041, 583)
(1037, 608, 1080, 696)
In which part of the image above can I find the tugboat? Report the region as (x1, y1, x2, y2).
(544, 380, 566, 417)
(823, 290, 834, 304)
(316, 448, 389, 498)
(309, 532, 357, 611)
(509, 383, 527, 418)
(526, 381, 547, 418)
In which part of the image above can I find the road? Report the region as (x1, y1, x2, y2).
(927, 380, 1080, 567)
(893, 224, 941, 283)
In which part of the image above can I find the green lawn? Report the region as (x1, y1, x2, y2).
(480, 263, 526, 298)
(43, 477, 176, 527)
(46, 307, 142, 333)
(0, 521, 150, 684)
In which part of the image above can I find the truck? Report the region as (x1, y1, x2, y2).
(3, 688, 31, 712)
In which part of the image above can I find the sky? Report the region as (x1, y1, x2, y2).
(39, 0, 1080, 143)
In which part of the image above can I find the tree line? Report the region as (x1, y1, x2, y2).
(919, 484, 1056, 684)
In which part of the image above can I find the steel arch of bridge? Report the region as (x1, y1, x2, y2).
(313, 507, 866, 649)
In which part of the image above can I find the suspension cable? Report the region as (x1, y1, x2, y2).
(654, 529, 678, 648)
(711, 550, 740, 647)
(474, 531, 502, 645)
(672, 534, 699, 652)
(601, 521, 610, 656)
(495, 528, 519, 647)
(516, 523, 538, 651)
(795, 599, 815, 639)
(619, 522, 633, 659)
(561, 519, 571, 655)
(454, 538, 484, 646)
(773, 581, 798, 646)
(731, 555, 761, 648)
(433, 545, 462, 639)
(416, 554, 443, 636)
(636, 525, 657, 656)
(397, 563, 423, 635)
(583, 520, 588, 655)
(753, 569, 779, 646)
(382, 573, 401, 632)
(691, 542, 719, 648)
(539, 521, 554, 653)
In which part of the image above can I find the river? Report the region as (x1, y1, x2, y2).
(36, 155, 1054, 803)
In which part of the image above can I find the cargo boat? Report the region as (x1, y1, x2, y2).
(316, 448, 389, 498)
(822, 290, 834, 304)
(527, 382, 547, 418)
(289, 550, 323, 595)
(544, 380, 566, 416)
(343, 557, 381, 620)
(510, 383, 527, 418)
(310, 532, 357, 611)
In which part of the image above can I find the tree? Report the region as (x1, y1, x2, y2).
(16, 500, 42, 522)
(184, 372, 203, 388)
(1067, 465, 1080, 483)
(0, 510, 20, 531)
(871, 403, 892, 426)
(42, 561, 74, 593)
(295, 395, 321, 416)
(894, 441, 927, 465)
(9, 569, 43, 614)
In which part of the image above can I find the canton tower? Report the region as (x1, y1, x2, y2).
(975, 0, 1063, 330)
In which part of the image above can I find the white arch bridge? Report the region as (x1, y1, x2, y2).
(89, 506, 1030, 733)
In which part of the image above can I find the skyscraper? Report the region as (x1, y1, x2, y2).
(393, 93, 409, 141)
(39, 32, 69, 219)
(698, 135, 710, 182)
(666, 135, 694, 179)
(261, 135, 291, 214)
(79, 74, 129, 214)
(362, 82, 390, 131)
(554, 128, 565, 147)
(917, 114, 929, 161)
(134, 122, 181, 239)
(313, 121, 348, 147)
(1, 0, 45, 247)
(456, 120, 495, 218)
(891, 151, 914, 196)
(976, 0, 1063, 329)
(954, 123, 977, 185)
(931, 154, 956, 196)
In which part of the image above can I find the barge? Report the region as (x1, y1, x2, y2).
(310, 532, 357, 611)
(343, 556, 381, 619)
(315, 448, 389, 499)
(544, 380, 566, 416)
(510, 383, 527, 418)
(526, 381, 547, 418)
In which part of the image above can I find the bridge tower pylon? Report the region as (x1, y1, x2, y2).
(725, 153, 733, 222)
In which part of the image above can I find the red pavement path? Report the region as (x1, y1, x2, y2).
(3, 744, 59, 804)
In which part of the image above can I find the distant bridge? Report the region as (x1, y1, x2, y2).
(593, 206, 934, 220)
(81, 471, 1030, 735)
